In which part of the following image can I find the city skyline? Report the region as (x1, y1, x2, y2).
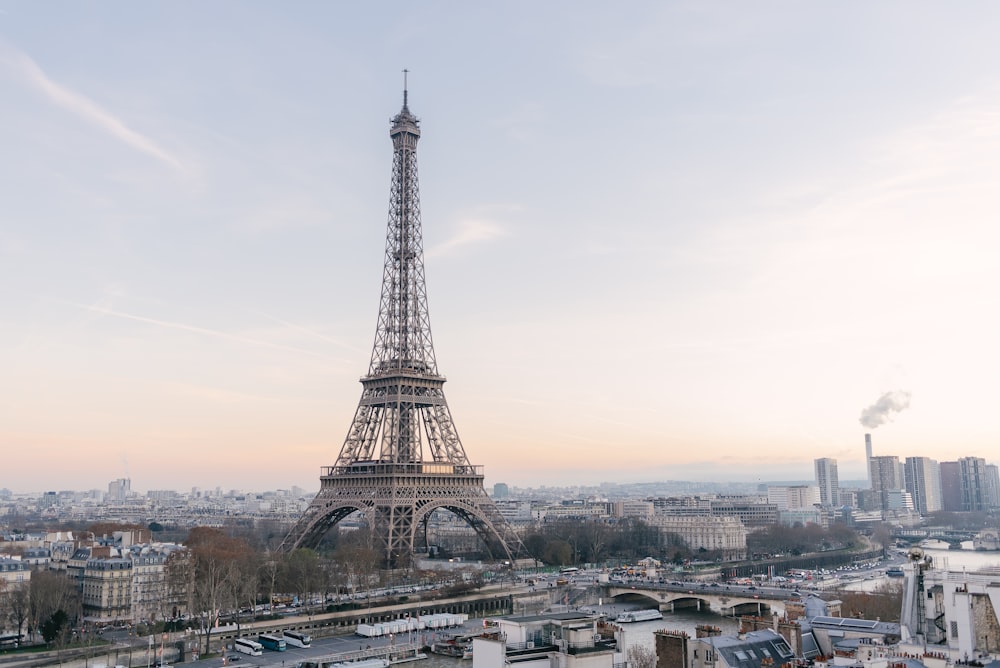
(3, 3, 1000, 493)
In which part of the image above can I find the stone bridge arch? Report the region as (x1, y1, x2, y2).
(607, 591, 662, 610)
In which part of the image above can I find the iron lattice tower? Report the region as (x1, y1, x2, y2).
(281, 86, 524, 567)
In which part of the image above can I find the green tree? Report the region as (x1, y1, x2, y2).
(40, 609, 68, 645)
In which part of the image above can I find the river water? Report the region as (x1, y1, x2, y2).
(422, 548, 1000, 668)
(835, 541, 1000, 593)
(921, 541, 1000, 572)
(417, 604, 738, 668)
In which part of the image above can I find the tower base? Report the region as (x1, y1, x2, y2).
(281, 462, 522, 567)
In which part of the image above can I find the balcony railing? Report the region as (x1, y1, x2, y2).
(322, 463, 483, 477)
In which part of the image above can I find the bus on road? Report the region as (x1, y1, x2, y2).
(259, 634, 286, 651)
(282, 630, 312, 648)
(233, 639, 263, 656)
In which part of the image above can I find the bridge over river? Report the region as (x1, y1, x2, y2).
(600, 581, 802, 617)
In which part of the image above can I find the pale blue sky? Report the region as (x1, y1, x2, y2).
(2, 2, 999, 493)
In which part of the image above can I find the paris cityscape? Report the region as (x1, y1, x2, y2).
(4, 4, 1000, 668)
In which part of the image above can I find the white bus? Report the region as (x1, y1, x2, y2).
(282, 630, 312, 648)
(233, 638, 263, 656)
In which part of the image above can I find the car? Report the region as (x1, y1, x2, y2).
(709, 583, 720, 587)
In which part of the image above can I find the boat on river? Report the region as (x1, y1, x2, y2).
(615, 609, 663, 623)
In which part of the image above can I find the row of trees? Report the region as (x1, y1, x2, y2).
(520, 517, 863, 566)
(1, 570, 81, 647)
(746, 521, 861, 557)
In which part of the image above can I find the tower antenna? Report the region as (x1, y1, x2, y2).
(402, 68, 409, 107)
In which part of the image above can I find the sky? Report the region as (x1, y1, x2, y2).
(2, 2, 999, 494)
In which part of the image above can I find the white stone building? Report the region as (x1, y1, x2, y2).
(649, 515, 747, 560)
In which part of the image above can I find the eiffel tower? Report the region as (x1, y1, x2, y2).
(281, 83, 524, 568)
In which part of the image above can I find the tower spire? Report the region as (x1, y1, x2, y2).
(281, 88, 524, 568)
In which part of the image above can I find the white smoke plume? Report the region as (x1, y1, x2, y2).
(859, 390, 912, 429)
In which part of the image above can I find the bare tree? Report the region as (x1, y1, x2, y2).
(5, 586, 30, 645)
(282, 549, 324, 618)
(28, 570, 79, 645)
(627, 644, 657, 668)
(839, 581, 903, 622)
(185, 527, 247, 655)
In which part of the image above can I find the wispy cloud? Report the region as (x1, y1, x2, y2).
(164, 381, 318, 405)
(427, 219, 506, 258)
(248, 308, 362, 353)
(0, 42, 184, 173)
(75, 303, 342, 362)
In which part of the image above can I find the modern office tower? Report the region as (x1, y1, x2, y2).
(940, 461, 962, 511)
(986, 464, 1000, 510)
(869, 455, 903, 512)
(865, 433, 873, 487)
(958, 457, 989, 512)
(493, 483, 510, 499)
(814, 458, 840, 507)
(904, 456, 942, 515)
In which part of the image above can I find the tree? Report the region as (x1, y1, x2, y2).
(282, 549, 323, 617)
(542, 540, 573, 567)
(332, 530, 380, 595)
(40, 609, 69, 645)
(839, 582, 903, 622)
(871, 523, 893, 555)
(627, 644, 656, 668)
(230, 551, 263, 629)
(185, 527, 248, 654)
(27, 570, 79, 645)
(4, 586, 30, 645)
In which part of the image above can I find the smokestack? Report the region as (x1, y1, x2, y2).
(865, 433, 873, 488)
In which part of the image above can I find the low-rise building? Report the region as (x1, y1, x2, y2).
(900, 556, 1000, 660)
(473, 611, 621, 668)
(0, 556, 30, 588)
(649, 515, 747, 560)
(656, 627, 796, 668)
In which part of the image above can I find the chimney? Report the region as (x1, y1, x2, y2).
(865, 433, 873, 488)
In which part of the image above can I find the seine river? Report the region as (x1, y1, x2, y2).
(418, 608, 738, 668)
(416, 545, 1000, 668)
(921, 541, 1000, 572)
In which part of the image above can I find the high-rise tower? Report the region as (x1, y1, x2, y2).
(904, 456, 942, 515)
(280, 85, 524, 567)
(814, 457, 840, 507)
